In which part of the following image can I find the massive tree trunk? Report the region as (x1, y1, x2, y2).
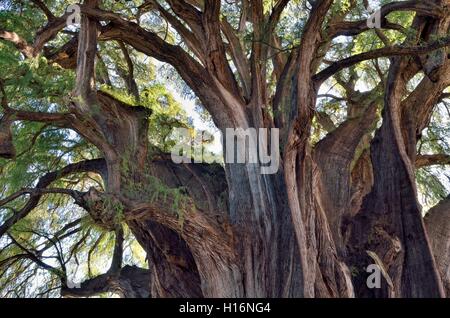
(44, 0, 450, 297)
(347, 58, 444, 298)
(346, 9, 450, 298)
(1, 0, 449, 299)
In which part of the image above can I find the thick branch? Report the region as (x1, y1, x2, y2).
(0, 188, 82, 208)
(108, 225, 124, 274)
(11, 110, 71, 125)
(416, 154, 450, 168)
(1, 13, 69, 58)
(88, 8, 239, 127)
(0, 30, 34, 58)
(7, 233, 62, 276)
(74, 0, 100, 111)
(61, 265, 150, 298)
(151, 1, 206, 64)
(221, 19, 251, 98)
(166, 0, 203, 36)
(314, 36, 450, 85)
(203, 0, 242, 100)
(328, 0, 444, 38)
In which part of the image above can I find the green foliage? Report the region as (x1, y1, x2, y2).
(416, 102, 450, 208)
(120, 154, 190, 227)
(0, 0, 190, 297)
(99, 82, 191, 152)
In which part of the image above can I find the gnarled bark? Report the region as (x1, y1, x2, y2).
(348, 57, 445, 298)
(1, 0, 449, 299)
(425, 196, 450, 297)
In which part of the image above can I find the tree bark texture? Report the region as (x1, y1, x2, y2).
(1, 0, 449, 298)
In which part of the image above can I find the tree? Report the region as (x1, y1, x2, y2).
(0, 0, 449, 298)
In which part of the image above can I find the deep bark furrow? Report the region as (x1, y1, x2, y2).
(348, 58, 445, 298)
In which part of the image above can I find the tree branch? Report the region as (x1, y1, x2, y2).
(61, 265, 150, 298)
(313, 36, 450, 85)
(87, 7, 239, 127)
(166, 0, 203, 36)
(203, 0, 243, 100)
(221, 19, 251, 99)
(117, 42, 140, 101)
(416, 154, 450, 168)
(30, 0, 55, 20)
(0, 12, 69, 58)
(7, 233, 62, 277)
(11, 110, 71, 125)
(151, 0, 206, 64)
(328, 0, 444, 38)
(0, 30, 34, 58)
(108, 225, 124, 274)
(0, 159, 107, 238)
(268, 0, 290, 34)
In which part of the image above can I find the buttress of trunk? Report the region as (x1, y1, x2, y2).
(126, 157, 243, 297)
(424, 196, 450, 297)
(129, 220, 203, 298)
(347, 59, 445, 298)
